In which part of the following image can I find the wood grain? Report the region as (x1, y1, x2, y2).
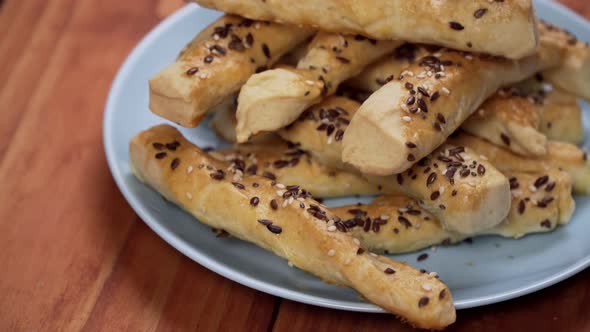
(0, 0, 588, 331)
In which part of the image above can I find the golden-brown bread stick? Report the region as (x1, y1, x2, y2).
(280, 96, 511, 234)
(540, 21, 590, 101)
(193, 0, 538, 59)
(461, 90, 547, 157)
(149, 15, 314, 127)
(449, 133, 590, 195)
(209, 140, 380, 198)
(130, 124, 456, 329)
(509, 76, 584, 144)
(345, 44, 431, 92)
(342, 28, 567, 176)
(538, 87, 584, 144)
(334, 168, 574, 254)
(235, 33, 401, 142)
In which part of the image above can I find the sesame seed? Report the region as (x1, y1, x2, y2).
(267, 224, 282, 234)
(305, 80, 316, 86)
(474, 8, 488, 18)
(534, 175, 549, 188)
(186, 192, 193, 200)
(500, 133, 511, 146)
(270, 199, 278, 210)
(171, 158, 180, 170)
(418, 296, 430, 307)
(402, 116, 412, 122)
(327, 225, 337, 232)
(422, 283, 433, 291)
(328, 249, 335, 256)
(449, 21, 464, 30)
(441, 87, 450, 95)
(261, 43, 271, 58)
(155, 152, 167, 159)
(417, 253, 429, 261)
(186, 166, 193, 174)
(250, 197, 260, 206)
(186, 67, 199, 75)
(384, 268, 396, 274)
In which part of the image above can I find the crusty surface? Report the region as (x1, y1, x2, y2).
(342, 28, 565, 176)
(209, 140, 379, 198)
(449, 133, 590, 195)
(345, 44, 433, 92)
(193, 0, 538, 59)
(149, 15, 313, 127)
(461, 89, 547, 157)
(279, 96, 360, 170)
(537, 87, 584, 144)
(235, 33, 400, 142)
(280, 96, 511, 234)
(366, 144, 511, 235)
(129, 124, 455, 329)
(540, 21, 590, 101)
(333, 168, 574, 254)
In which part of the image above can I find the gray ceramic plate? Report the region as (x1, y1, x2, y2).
(104, 0, 590, 311)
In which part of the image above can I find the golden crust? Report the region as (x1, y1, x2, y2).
(280, 96, 511, 234)
(540, 21, 590, 101)
(149, 15, 313, 127)
(193, 0, 538, 59)
(538, 87, 584, 144)
(210, 141, 379, 198)
(462, 90, 547, 157)
(235, 33, 401, 142)
(333, 168, 574, 254)
(130, 124, 456, 329)
(342, 27, 566, 176)
(449, 133, 590, 195)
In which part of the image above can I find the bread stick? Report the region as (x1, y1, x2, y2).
(345, 44, 431, 92)
(461, 89, 547, 157)
(342, 28, 567, 176)
(449, 133, 590, 195)
(209, 140, 379, 198)
(333, 168, 574, 254)
(235, 33, 401, 142)
(149, 15, 314, 127)
(193, 0, 538, 59)
(540, 21, 590, 101)
(130, 124, 455, 329)
(280, 96, 511, 234)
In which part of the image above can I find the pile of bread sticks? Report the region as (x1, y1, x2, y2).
(130, 0, 590, 328)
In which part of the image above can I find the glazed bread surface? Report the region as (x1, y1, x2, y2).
(193, 0, 538, 59)
(130, 124, 455, 329)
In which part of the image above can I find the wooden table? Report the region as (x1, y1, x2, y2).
(1, 0, 589, 330)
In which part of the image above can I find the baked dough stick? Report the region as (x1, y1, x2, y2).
(449, 133, 590, 195)
(540, 21, 590, 101)
(149, 16, 314, 127)
(342, 31, 566, 176)
(537, 87, 584, 144)
(208, 141, 379, 198)
(333, 168, 574, 254)
(461, 89, 547, 157)
(193, 0, 538, 59)
(130, 125, 456, 329)
(235, 34, 402, 142)
(280, 96, 511, 234)
(345, 44, 432, 93)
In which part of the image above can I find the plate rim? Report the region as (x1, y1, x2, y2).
(103, 0, 590, 312)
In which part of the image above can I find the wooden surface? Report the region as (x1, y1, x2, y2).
(0, 0, 589, 331)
